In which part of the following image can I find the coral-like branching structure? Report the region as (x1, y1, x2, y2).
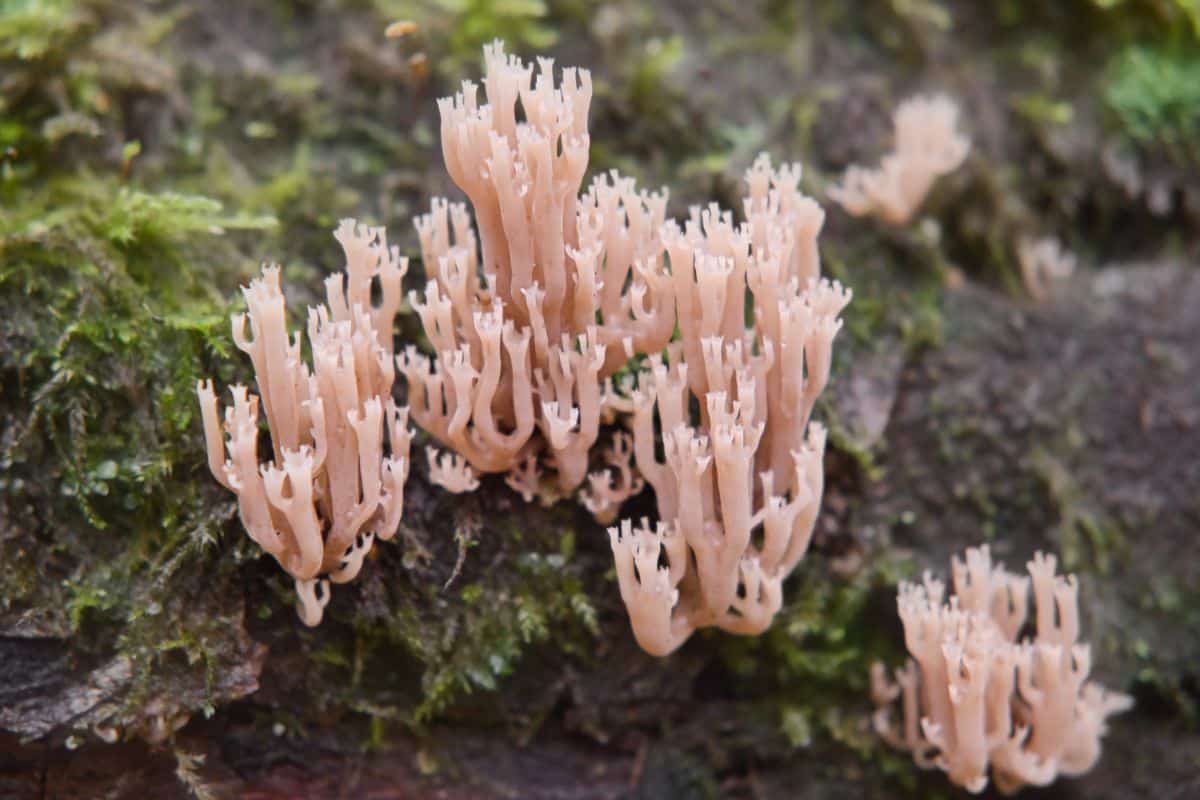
(829, 94, 969, 226)
(196, 42, 856, 650)
(1017, 235, 1076, 303)
(401, 42, 676, 497)
(607, 155, 851, 655)
(579, 432, 644, 524)
(198, 221, 413, 626)
(871, 546, 1132, 794)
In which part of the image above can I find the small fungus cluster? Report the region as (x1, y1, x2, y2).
(194, 39, 1126, 793)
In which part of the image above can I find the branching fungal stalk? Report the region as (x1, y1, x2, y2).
(401, 41, 676, 500)
(871, 546, 1132, 794)
(829, 94, 969, 225)
(198, 221, 412, 626)
(608, 154, 851, 655)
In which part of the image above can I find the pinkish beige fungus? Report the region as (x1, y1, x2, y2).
(607, 154, 851, 656)
(197, 221, 413, 626)
(197, 41, 856, 651)
(580, 432, 644, 524)
(187, 54, 1134, 800)
(425, 446, 480, 493)
(871, 546, 1132, 793)
(1017, 235, 1076, 303)
(829, 94, 970, 226)
(401, 42, 676, 501)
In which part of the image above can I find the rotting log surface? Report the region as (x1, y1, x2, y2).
(3, 1, 1199, 798)
(3, 266, 1197, 799)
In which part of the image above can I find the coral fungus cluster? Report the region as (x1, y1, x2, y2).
(198, 43, 850, 648)
(198, 41, 851, 642)
(198, 221, 413, 626)
(401, 42, 674, 497)
(871, 546, 1132, 793)
(607, 155, 850, 655)
(195, 44, 1125, 795)
(829, 94, 970, 225)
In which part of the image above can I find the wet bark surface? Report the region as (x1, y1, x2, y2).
(5, 265, 1197, 799)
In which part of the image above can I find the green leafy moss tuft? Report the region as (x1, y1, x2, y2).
(1105, 45, 1200, 167)
(1, 130, 275, 735)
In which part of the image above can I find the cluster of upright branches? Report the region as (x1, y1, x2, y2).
(197, 222, 412, 625)
(195, 44, 1126, 795)
(198, 42, 848, 644)
(871, 547, 1132, 794)
(607, 155, 851, 654)
(402, 43, 675, 499)
(829, 94, 969, 226)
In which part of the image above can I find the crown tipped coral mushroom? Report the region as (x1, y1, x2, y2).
(580, 432, 644, 524)
(1017, 235, 1076, 303)
(608, 154, 851, 656)
(871, 545, 1132, 794)
(197, 221, 413, 626)
(829, 94, 970, 225)
(402, 41, 676, 502)
(425, 446, 480, 493)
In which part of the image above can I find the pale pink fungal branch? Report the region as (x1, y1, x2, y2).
(1017, 236, 1076, 303)
(503, 454, 542, 503)
(871, 546, 1132, 794)
(600, 373, 638, 422)
(608, 154, 851, 656)
(580, 432, 644, 524)
(197, 220, 413, 626)
(829, 94, 970, 226)
(425, 446, 481, 493)
(401, 41, 675, 500)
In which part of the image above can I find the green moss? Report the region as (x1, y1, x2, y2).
(400, 544, 599, 722)
(717, 555, 909, 749)
(1011, 93, 1075, 126)
(294, 509, 602, 731)
(1028, 448, 1127, 574)
(0, 0, 93, 61)
(1105, 45, 1200, 166)
(1091, 0, 1200, 39)
(0, 1, 181, 182)
(1, 38, 276, 724)
(821, 232, 947, 358)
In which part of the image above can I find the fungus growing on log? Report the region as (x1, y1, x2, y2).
(871, 546, 1132, 794)
(829, 94, 969, 225)
(1017, 235, 1076, 303)
(607, 154, 851, 655)
(198, 221, 413, 626)
(580, 432, 643, 524)
(401, 41, 676, 500)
